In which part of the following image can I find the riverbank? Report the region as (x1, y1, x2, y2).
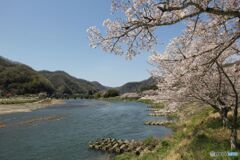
(114, 101, 240, 160)
(0, 98, 64, 115)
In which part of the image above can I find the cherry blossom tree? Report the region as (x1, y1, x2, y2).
(88, 0, 240, 58)
(147, 12, 240, 148)
(87, 0, 240, 149)
(149, 35, 240, 148)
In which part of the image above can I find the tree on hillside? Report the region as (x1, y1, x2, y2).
(88, 0, 240, 149)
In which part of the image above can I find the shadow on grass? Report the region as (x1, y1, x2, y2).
(205, 117, 223, 129)
(205, 116, 240, 129)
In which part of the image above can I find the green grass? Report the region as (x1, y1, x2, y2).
(138, 99, 165, 109)
(0, 96, 41, 104)
(98, 96, 122, 100)
(143, 136, 160, 148)
(137, 99, 153, 104)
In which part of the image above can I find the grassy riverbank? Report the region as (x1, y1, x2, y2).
(137, 99, 165, 109)
(0, 96, 41, 104)
(114, 101, 240, 160)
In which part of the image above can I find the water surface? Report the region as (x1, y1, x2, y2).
(0, 99, 171, 160)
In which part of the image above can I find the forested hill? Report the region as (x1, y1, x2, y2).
(116, 77, 157, 94)
(0, 56, 107, 97)
(0, 56, 157, 97)
(39, 70, 106, 96)
(0, 56, 54, 96)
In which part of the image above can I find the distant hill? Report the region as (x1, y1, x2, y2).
(116, 77, 157, 94)
(0, 56, 54, 96)
(39, 70, 107, 96)
(0, 56, 157, 97)
(91, 81, 109, 91)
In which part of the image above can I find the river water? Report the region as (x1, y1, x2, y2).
(0, 99, 172, 160)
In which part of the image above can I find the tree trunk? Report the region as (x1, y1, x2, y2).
(230, 128, 237, 150)
(230, 104, 238, 150)
(219, 108, 228, 127)
(215, 61, 239, 149)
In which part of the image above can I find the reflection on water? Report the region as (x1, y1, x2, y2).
(0, 99, 172, 160)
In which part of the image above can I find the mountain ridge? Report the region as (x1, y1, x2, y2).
(0, 56, 156, 97)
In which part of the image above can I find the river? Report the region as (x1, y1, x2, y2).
(0, 99, 172, 160)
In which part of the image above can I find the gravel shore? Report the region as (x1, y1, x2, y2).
(0, 99, 64, 115)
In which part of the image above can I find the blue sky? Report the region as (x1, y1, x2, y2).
(0, 0, 185, 87)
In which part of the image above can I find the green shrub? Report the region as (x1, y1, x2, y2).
(103, 89, 119, 98)
(94, 92, 102, 98)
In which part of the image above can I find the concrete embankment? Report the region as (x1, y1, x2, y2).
(88, 138, 156, 155)
(144, 120, 173, 126)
